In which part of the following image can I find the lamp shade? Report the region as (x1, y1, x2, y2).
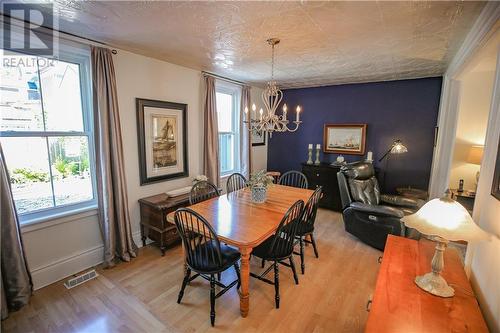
(402, 197, 490, 242)
(390, 140, 408, 154)
(466, 145, 484, 165)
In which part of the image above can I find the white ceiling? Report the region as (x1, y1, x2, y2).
(22, 1, 486, 88)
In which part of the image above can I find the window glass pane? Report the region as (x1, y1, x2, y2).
(49, 136, 93, 206)
(0, 137, 53, 214)
(216, 92, 233, 132)
(219, 133, 234, 174)
(0, 54, 44, 131)
(40, 60, 84, 131)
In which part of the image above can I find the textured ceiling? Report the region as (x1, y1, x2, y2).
(10, 1, 486, 88)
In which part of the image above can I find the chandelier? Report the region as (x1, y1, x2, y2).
(243, 38, 302, 136)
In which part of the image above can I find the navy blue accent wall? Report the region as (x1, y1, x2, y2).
(267, 77, 442, 193)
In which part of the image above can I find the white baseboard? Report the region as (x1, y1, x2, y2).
(30, 245, 104, 290)
(30, 229, 149, 290)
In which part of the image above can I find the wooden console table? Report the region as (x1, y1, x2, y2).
(366, 235, 488, 332)
(138, 193, 190, 255)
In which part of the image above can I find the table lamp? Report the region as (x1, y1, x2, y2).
(402, 197, 490, 297)
(378, 139, 408, 162)
(466, 145, 484, 192)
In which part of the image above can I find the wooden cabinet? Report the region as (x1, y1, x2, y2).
(301, 163, 343, 211)
(365, 235, 488, 332)
(138, 193, 190, 255)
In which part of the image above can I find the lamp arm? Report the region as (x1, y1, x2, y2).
(378, 148, 392, 162)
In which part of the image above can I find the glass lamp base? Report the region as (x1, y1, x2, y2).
(415, 272, 455, 298)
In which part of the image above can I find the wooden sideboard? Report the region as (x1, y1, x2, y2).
(301, 162, 343, 211)
(138, 193, 190, 255)
(366, 235, 488, 332)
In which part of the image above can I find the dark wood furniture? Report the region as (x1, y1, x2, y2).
(365, 235, 488, 332)
(167, 185, 314, 318)
(301, 162, 343, 211)
(278, 170, 309, 189)
(396, 186, 429, 200)
(138, 193, 190, 255)
(450, 189, 476, 214)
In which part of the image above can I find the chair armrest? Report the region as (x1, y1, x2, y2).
(349, 202, 404, 219)
(380, 194, 424, 209)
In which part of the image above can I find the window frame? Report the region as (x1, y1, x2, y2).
(0, 43, 97, 225)
(215, 81, 241, 177)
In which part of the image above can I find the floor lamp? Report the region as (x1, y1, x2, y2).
(378, 139, 408, 192)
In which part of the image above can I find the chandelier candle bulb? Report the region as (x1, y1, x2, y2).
(296, 106, 301, 122)
(283, 103, 287, 120)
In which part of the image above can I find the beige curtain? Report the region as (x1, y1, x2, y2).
(240, 85, 252, 177)
(91, 46, 137, 267)
(0, 143, 33, 320)
(203, 76, 220, 186)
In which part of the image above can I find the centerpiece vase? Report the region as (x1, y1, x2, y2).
(251, 185, 267, 203)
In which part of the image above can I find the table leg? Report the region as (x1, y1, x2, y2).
(238, 247, 252, 317)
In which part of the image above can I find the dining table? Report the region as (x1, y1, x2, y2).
(166, 184, 314, 318)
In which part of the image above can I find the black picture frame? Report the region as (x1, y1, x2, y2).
(136, 98, 188, 185)
(252, 130, 266, 146)
(491, 138, 500, 200)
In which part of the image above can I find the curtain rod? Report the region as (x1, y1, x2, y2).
(202, 71, 247, 86)
(1, 14, 118, 54)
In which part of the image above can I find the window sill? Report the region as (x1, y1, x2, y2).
(20, 205, 99, 234)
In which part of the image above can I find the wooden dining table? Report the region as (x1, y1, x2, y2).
(167, 184, 313, 318)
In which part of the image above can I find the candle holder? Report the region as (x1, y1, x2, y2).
(314, 147, 321, 165)
(307, 147, 313, 164)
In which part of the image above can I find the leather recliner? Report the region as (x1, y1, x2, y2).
(337, 161, 424, 251)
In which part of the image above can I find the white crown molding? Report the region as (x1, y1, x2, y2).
(428, 2, 500, 198)
(446, 2, 500, 78)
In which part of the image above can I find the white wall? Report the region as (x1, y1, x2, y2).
(467, 47, 500, 332)
(250, 86, 268, 172)
(20, 49, 267, 289)
(449, 70, 494, 191)
(465, 31, 500, 333)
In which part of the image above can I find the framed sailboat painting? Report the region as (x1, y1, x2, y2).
(136, 98, 188, 185)
(323, 124, 367, 155)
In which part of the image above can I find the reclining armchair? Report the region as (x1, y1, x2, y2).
(337, 161, 424, 250)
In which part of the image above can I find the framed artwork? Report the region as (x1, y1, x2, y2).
(323, 124, 367, 155)
(491, 139, 500, 200)
(252, 129, 266, 146)
(136, 98, 188, 185)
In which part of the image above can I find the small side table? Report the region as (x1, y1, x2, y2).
(138, 193, 190, 255)
(396, 186, 428, 200)
(449, 189, 476, 214)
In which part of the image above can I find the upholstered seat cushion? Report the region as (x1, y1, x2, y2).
(188, 241, 241, 274)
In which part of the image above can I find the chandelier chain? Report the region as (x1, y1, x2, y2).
(271, 42, 275, 82)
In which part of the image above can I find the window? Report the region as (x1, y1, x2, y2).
(0, 47, 96, 223)
(216, 82, 241, 176)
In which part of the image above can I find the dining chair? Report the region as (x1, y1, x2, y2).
(250, 200, 305, 309)
(294, 186, 322, 274)
(226, 172, 247, 193)
(189, 180, 220, 205)
(174, 208, 241, 327)
(278, 170, 309, 189)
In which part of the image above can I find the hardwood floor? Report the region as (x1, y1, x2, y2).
(2, 209, 381, 333)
